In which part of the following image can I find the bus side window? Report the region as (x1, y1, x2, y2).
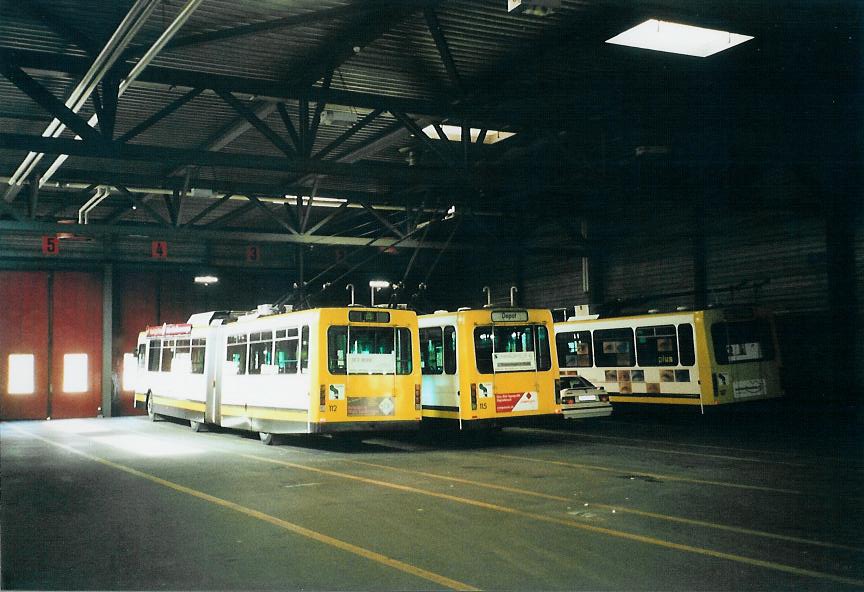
(300, 325, 309, 373)
(327, 326, 347, 375)
(443, 326, 457, 375)
(396, 328, 413, 375)
(419, 327, 443, 375)
(678, 324, 695, 366)
(556, 330, 592, 368)
(593, 328, 635, 367)
(275, 328, 299, 374)
(226, 334, 248, 375)
(148, 339, 161, 371)
(191, 339, 206, 374)
(161, 339, 175, 372)
(535, 326, 552, 371)
(137, 343, 146, 369)
(248, 331, 274, 375)
(635, 325, 678, 367)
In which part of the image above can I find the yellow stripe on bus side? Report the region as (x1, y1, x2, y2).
(9, 427, 478, 592)
(219, 405, 310, 422)
(152, 396, 206, 412)
(243, 454, 864, 588)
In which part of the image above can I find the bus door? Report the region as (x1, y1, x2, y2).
(205, 327, 222, 425)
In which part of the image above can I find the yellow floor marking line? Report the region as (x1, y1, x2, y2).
(512, 427, 815, 468)
(8, 426, 477, 592)
(482, 451, 803, 494)
(243, 453, 864, 588)
(588, 421, 862, 465)
(346, 459, 864, 554)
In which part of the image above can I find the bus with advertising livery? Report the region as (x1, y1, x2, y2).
(553, 306, 783, 410)
(418, 308, 561, 428)
(134, 306, 421, 443)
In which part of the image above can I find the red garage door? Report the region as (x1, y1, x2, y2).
(0, 271, 103, 420)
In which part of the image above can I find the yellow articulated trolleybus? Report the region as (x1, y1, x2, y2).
(553, 306, 783, 410)
(418, 307, 561, 428)
(134, 306, 422, 443)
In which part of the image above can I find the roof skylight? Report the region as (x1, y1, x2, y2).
(421, 125, 515, 144)
(606, 19, 753, 57)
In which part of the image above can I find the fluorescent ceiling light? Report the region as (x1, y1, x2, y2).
(421, 125, 515, 144)
(606, 19, 753, 57)
(194, 275, 219, 285)
(283, 195, 348, 206)
(369, 280, 390, 289)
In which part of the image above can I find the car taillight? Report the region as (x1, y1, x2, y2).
(414, 384, 422, 410)
(470, 383, 478, 411)
(554, 378, 562, 404)
(599, 393, 609, 402)
(319, 384, 326, 411)
(563, 396, 574, 404)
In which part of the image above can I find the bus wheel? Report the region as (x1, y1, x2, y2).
(259, 432, 274, 445)
(190, 420, 203, 432)
(146, 395, 157, 422)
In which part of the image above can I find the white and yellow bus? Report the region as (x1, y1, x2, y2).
(418, 308, 560, 428)
(134, 306, 422, 443)
(553, 307, 783, 409)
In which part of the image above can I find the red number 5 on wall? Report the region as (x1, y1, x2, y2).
(42, 236, 60, 255)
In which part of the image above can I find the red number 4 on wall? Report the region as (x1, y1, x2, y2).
(151, 241, 168, 259)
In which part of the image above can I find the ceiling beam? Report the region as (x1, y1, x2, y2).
(0, 133, 475, 187)
(423, 8, 464, 96)
(0, 220, 469, 249)
(117, 88, 202, 143)
(0, 62, 106, 144)
(215, 90, 296, 157)
(0, 48, 455, 120)
(20, 1, 102, 56)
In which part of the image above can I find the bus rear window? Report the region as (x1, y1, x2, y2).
(711, 320, 775, 365)
(556, 330, 592, 368)
(328, 326, 412, 375)
(474, 325, 551, 374)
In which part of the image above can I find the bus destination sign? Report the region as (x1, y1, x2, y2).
(491, 310, 529, 322)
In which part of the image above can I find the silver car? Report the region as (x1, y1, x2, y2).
(559, 375, 612, 419)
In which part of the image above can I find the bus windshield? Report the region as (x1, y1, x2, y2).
(474, 325, 551, 374)
(328, 326, 412, 375)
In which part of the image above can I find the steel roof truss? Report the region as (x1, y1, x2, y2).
(0, 63, 105, 145)
(116, 88, 202, 143)
(216, 90, 296, 158)
(183, 193, 234, 227)
(423, 8, 464, 96)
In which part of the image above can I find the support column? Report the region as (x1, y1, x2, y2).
(825, 167, 857, 403)
(101, 263, 113, 417)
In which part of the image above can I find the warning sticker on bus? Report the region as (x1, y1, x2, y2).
(495, 391, 538, 413)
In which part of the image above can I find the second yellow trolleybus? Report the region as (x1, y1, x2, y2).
(418, 307, 561, 428)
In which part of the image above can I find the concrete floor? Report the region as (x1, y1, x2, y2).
(1, 406, 863, 590)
